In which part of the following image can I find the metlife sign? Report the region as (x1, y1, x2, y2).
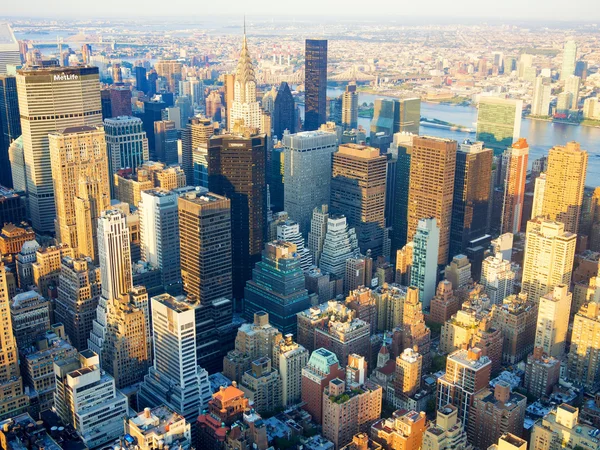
(53, 73, 79, 81)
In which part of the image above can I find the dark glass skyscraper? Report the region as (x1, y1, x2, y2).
(273, 82, 295, 139)
(0, 76, 21, 188)
(208, 133, 267, 304)
(142, 99, 166, 155)
(450, 140, 492, 258)
(243, 241, 311, 336)
(135, 66, 147, 93)
(304, 39, 327, 131)
(391, 143, 412, 254)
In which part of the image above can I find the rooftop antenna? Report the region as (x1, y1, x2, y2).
(57, 36, 63, 67)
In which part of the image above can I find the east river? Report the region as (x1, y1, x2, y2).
(327, 87, 600, 185)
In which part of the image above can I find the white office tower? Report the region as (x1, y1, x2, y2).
(9, 137, 26, 192)
(319, 214, 360, 279)
(531, 173, 546, 219)
(138, 294, 212, 434)
(0, 23, 20, 74)
(561, 40, 577, 81)
(230, 30, 262, 131)
(277, 220, 313, 272)
(16, 66, 103, 232)
(410, 218, 440, 310)
(481, 253, 515, 305)
(139, 189, 181, 291)
(531, 76, 551, 117)
(535, 284, 572, 358)
(308, 204, 329, 266)
(104, 116, 149, 178)
(283, 131, 338, 237)
(53, 350, 128, 449)
(564, 75, 581, 110)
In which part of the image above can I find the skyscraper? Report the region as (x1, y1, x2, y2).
(390, 133, 414, 253)
(153, 120, 178, 165)
(138, 294, 212, 436)
(411, 218, 440, 310)
(139, 189, 181, 293)
(501, 138, 529, 234)
(244, 241, 311, 336)
(49, 126, 111, 262)
(475, 97, 522, 155)
(319, 214, 360, 279)
(534, 284, 572, 359)
(521, 218, 576, 304)
(104, 116, 149, 182)
(308, 204, 329, 267)
(481, 253, 515, 305)
(0, 264, 29, 420)
(181, 116, 213, 187)
(230, 29, 262, 132)
(208, 133, 266, 302)
(450, 140, 492, 258)
(532, 173, 546, 219)
(0, 75, 21, 188)
(531, 76, 551, 117)
(304, 39, 328, 131)
(331, 143, 387, 256)
(568, 301, 600, 390)
(342, 82, 358, 129)
(16, 66, 103, 231)
(273, 334, 309, 407)
(178, 190, 232, 304)
(0, 24, 20, 75)
(564, 75, 581, 110)
(407, 136, 457, 265)
(370, 98, 421, 139)
(561, 40, 577, 80)
(283, 131, 337, 236)
(135, 66, 147, 93)
(540, 141, 588, 234)
(273, 81, 295, 138)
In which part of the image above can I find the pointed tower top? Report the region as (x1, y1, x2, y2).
(236, 17, 255, 86)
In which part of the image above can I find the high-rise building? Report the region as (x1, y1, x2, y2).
(490, 293, 537, 364)
(9, 291, 51, 349)
(540, 142, 588, 234)
(530, 404, 599, 450)
(535, 284, 572, 359)
(239, 357, 282, 415)
(331, 144, 387, 256)
(0, 75, 21, 188)
(475, 97, 522, 155)
(436, 348, 491, 427)
(273, 334, 309, 407)
(0, 264, 29, 420)
(521, 219, 576, 304)
(531, 76, 551, 116)
(371, 409, 427, 450)
(342, 82, 358, 130)
(301, 348, 345, 424)
(8, 137, 25, 192)
(308, 204, 329, 267)
(16, 66, 103, 231)
(142, 98, 166, 152)
(104, 116, 149, 181)
(273, 81, 295, 139)
(469, 382, 527, 450)
(450, 140, 492, 257)
(155, 60, 182, 93)
(429, 280, 461, 325)
(304, 39, 328, 131)
(230, 30, 262, 132)
(532, 173, 547, 219)
(524, 347, 561, 398)
(561, 40, 577, 80)
(370, 98, 421, 142)
(394, 347, 423, 401)
(411, 218, 440, 310)
(135, 66, 147, 93)
(109, 85, 131, 117)
(276, 220, 313, 271)
(0, 24, 20, 75)
(209, 133, 266, 302)
(564, 75, 581, 110)
(407, 136, 456, 265)
(139, 189, 181, 292)
(178, 190, 232, 304)
(244, 241, 310, 335)
(53, 350, 128, 448)
(153, 120, 178, 165)
(283, 131, 337, 236)
(322, 377, 383, 449)
(181, 116, 213, 185)
(49, 126, 110, 262)
(319, 214, 360, 280)
(54, 256, 102, 351)
(138, 294, 212, 434)
(390, 133, 413, 253)
(125, 405, 192, 450)
(567, 301, 600, 390)
(501, 138, 529, 234)
(445, 254, 471, 290)
(481, 253, 515, 305)
(422, 404, 472, 450)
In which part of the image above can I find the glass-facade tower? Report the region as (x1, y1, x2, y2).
(304, 39, 328, 131)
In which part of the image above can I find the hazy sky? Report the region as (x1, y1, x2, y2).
(3, 0, 600, 21)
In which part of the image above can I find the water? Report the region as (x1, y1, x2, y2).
(328, 87, 600, 185)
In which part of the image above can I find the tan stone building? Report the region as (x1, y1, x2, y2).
(568, 301, 600, 389)
(423, 404, 472, 450)
(530, 404, 600, 450)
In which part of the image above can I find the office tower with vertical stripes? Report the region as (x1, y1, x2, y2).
(501, 138, 529, 234)
(304, 39, 328, 131)
(0, 75, 20, 188)
(476, 97, 522, 155)
(16, 66, 103, 231)
(104, 116, 149, 182)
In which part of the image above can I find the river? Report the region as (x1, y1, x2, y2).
(327, 87, 600, 184)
